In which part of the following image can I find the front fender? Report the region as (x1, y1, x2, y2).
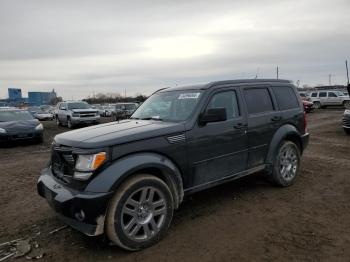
(85, 152, 184, 207)
(265, 124, 301, 165)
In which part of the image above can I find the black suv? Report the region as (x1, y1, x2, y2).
(37, 79, 309, 250)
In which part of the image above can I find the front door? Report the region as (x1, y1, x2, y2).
(187, 88, 248, 188)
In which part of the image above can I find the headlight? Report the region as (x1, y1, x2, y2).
(35, 123, 43, 131)
(72, 113, 80, 117)
(0, 128, 7, 134)
(74, 152, 106, 180)
(345, 109, 350, 115)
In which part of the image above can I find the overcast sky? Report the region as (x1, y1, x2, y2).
(0, 0, 349, 99)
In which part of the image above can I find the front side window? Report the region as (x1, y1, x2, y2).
(311, 93, 317, 97)
(244, 88, 274, 115)
(132, 90, 202, 122)
(319, 92, 327, 97)
(328, 92, 337, 97)
(206, 91, 239, 119)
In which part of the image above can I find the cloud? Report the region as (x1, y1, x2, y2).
(0, 0, 349, 99)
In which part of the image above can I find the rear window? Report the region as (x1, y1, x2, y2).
(273, 86, 300, 110)
(244, 88, 274, 115)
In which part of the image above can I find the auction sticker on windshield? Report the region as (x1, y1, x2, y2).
(178, 93, 201, 99)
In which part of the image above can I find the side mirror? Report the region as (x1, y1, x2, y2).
(200, 108, 227, 124)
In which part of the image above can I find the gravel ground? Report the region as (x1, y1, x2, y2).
(0, 110, 349, 262)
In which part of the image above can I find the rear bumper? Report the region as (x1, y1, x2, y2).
(301, 133, 310, 152)
(37, 168, 113, 236)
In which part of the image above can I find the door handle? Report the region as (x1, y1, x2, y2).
(271, 116, 282, 122)
(233, 123, 247, 129)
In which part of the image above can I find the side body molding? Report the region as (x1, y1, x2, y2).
(265, 124, 302, 165)
(85, 152, 184, 208)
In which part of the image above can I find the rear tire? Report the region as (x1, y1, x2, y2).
(106, 174, 174, 251)
(344, 128, 350, 135)
(313, 101, 321, 109)
(269, 141, 301, 187)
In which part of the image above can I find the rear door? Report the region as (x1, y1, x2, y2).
(57, 103, 67, 122)
(243, 86, 281, 168)
(318, 91, 328, 105)
(187, 87, 248, 187)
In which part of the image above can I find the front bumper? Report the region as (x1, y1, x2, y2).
(0, 130, 42, 142)
(71, 116, 100, 125)
(37, 167, 113, 236)
(301, 133, 310, 152)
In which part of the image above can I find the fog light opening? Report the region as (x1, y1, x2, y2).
(75, 209, 85, 221)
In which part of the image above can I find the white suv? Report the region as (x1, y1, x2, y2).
(309, 91, 350, 109)
(55, 101, 100, 128)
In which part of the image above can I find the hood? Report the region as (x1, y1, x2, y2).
(0, 119, 40, 134)
(54, 119, 186, 148)
(71, 109, 97, 113)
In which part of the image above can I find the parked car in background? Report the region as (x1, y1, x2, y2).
(343, 109, 350, 135)
(112, 102, 138, 121)
(302, 100, 314, 113)
(38, 79, 309, 251)
(299, 92, 311, 101)
(0, 108, 43, 143)
(309, 90, 350, 109)
(55, 101, 100, 128)
(27, 106, 54, 121)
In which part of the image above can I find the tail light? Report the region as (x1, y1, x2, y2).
(303, 111, 308, 133)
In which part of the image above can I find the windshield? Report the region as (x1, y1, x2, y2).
(0, 111, 34, 122)
(334, 91, 345, 96)
(131, 90, 202, 122)
(68, 102, 91, 110)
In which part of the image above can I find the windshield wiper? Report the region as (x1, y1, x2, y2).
(138, 117, 163, 121)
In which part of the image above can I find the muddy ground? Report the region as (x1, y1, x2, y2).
(0, 110, 349, 261)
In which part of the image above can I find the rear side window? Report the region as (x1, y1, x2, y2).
(311, 93, 317, 97)
(319, 92, 327, 97)
(273, 86, 299, 110)
(244, 88, 274, 115)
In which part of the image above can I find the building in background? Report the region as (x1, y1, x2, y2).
(8, 88, 22, 101)
(28, 89, 58, 106)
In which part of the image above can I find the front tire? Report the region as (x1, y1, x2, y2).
(270, 141, 301, 187)
(106, 175, 174, 251)
(67, 118, 73, 129)
(313, 101, 321, 109)
(56, 117, 61, 126)
(343, 100, 350, 109)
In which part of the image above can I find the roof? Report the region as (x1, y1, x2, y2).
(160, 79, 292, 92)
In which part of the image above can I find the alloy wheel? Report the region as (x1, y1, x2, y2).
(121, 186, 167, 242)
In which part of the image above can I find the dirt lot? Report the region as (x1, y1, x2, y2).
(1, 110, 349, 261)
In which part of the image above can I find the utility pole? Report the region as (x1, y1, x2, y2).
(328, 74, 332, 86)
(255, 67, 260, 79)
(276, 66, 279, 79)
(346, 60, 349, 85)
